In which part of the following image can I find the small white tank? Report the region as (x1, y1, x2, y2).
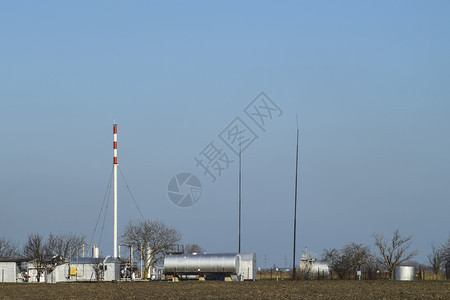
(92, 246, 99, 258)
(393, 266, 415, 281)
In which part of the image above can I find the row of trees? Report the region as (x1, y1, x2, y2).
(0, 220, 198, 280)
(1, 233, 85, 262)
(322, 229, 449, 279)
(0, 237, 20, 258)
(0, 233, 85, 280)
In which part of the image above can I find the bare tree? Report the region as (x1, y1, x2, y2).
(184, 244, 205, 254)
(442, 235, 450, 278)
(23, 233, 51, 281)
(46, 232, 85, 262)
(427, 244, 444, 276)
(345, 243, 371, 272)
(91, 258, 104, 282)
(122, 220, 181, 279)
(323, 242, 371, 279)
(442, 236, 450, 264)
(372, 229, 418, 279)
(0, 237, 20, 259)
(323, 248, 352, 279)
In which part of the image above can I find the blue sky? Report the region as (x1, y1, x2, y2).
(1, 1, 449, 267)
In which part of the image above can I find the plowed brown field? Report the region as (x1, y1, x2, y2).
(1, 280, 449, 299)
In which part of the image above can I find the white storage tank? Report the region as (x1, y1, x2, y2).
(164, 253, 239, 275)
(393, 266, 415, 281)
(309, 262, 330, 278)
(164, 253, 257, 280)
(92, 246, 99, 258)
(300, 259, 329, 279)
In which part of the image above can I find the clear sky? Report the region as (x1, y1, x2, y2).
(1, 1, 449, 267)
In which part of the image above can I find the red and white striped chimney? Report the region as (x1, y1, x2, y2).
(113, 124, 118, 165)
(113, 123, 118, 258)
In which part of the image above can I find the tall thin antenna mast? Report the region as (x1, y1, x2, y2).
(292, 116, 299, 279)
(113, 123, 118, 258)
(238, 140, 242, 253)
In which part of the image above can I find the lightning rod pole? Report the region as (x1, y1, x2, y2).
(293, 118, 299, 280)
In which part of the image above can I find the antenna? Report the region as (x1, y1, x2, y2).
(292, 115, 300, 279)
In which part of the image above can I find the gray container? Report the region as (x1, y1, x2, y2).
(311, 262, 330, 278)
(164, 253, 239, 275)
(393, 266, 415, 281)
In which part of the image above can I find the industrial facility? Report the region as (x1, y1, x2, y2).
(0, 124, 259, 283)
(299, 250, 330, 279)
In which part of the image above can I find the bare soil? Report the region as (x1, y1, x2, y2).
(0, 280, 449, 299)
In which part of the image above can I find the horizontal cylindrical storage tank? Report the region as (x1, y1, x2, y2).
(300, 260, 330, 279)
(393, 266, 415, 281)
(311, 262, 329, 278)
(164, 254, 240, 275)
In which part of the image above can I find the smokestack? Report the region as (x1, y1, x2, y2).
(113, 123, 118, 258)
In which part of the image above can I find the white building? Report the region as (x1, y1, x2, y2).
(46, 257, 120, 283)
(0, 261, 19, 282)
(238, 253, 257, 281)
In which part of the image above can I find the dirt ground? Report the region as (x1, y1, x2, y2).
(0, 280, 449, 299)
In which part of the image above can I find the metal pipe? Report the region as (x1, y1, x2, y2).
(119, 244, 133, 263)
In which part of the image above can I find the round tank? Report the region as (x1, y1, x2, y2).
(164, 254, 240, 275)
(92, 246, 99, 258)
(393, 266, 415, 281)
(300, 260, 329, 279)
(310, 262, 329, 278)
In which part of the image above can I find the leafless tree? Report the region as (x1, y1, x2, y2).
(323, 242, 371, 279)
(122, 220, 181, 279)
(346, 243, 372, 272)
(427, 244, 444, 276)
(442, 235, 450, 278)
(184, 243, 205, 254)
(0, 237, 20, 259)
(46, 232, 85, 262)
(23, 233, 51, 281)
(323, 248, 351, 279)
(372, 229, 418, 279)
(91, 258, 104, 282)
(442, 236, 450, 263)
